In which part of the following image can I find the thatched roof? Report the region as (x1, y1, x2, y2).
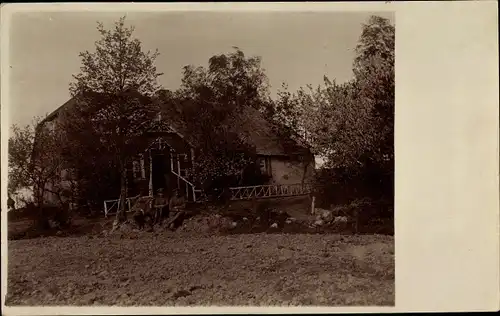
(42, 97, 76, 124)
(237, 106, 310, 157)
(157, 98, 311, 158)
(43, 93, 312, 159)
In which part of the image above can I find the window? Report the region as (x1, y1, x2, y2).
(259, 157, 270, 175)
(139, 154, 146, 179)
(130, 155, 147, 180)
(132, 160, 140, 179)
(156, 138, 167, 150)
(174, 154, 188, 163)
(259, 159, 266, 172)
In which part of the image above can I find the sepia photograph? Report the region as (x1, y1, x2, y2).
(5, 4, 393, 308)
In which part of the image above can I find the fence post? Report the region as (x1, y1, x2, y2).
(176, 155, 181, 189)
(104, 201, 108, 218)
(149, 149, 153, 197)
(311, 195, 316, 215)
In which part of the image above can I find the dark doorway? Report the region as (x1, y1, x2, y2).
(152, 154, 170, 193)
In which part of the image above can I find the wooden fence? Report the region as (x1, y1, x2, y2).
(103, 196, 138, 217)
(103, 183, 313, 215)
(191, 182, 313, 203)
(228, 183, 313, 200)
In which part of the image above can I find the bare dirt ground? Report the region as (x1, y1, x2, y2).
(6, 197, 394, 306)
(6, 231, 394, 306)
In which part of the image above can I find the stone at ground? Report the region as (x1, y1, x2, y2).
(314, 208, 335, 223)
(314, 219, 324, 226)
(285, 217, 297, 224)
(334, 216, 349, 223)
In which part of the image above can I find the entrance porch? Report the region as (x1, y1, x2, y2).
(128, 137, 197, 201)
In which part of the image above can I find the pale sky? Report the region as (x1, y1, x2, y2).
(8, 11, 394, 127)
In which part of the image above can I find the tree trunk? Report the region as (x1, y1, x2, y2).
(34, 185, 50, 230)
(35, 183, 45, 207)
(115, 167, 128, 223)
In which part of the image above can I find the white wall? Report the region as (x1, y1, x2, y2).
(270, 157, 315, 185)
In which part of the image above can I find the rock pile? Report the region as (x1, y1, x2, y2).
(103, 205, 357, 237)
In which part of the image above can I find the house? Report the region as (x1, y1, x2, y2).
(36, 92, 315, 205)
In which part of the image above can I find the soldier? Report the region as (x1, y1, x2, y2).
(132, 190, 155, 230)
(152, 188, 168, 225)
(166, 188, 187, 230)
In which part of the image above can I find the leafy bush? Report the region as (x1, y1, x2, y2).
(19, 202, 72, 231)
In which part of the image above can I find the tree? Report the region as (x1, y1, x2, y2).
(173, 48, 270, 189)
(272, 16, 394, 172)
(317, 16, 394, 178)
(321, 15, 394, 202)
(352, 15, 394, 174)
(61, 16, 163, 224)
(270, 15, 394, 204)
(270, 81, 352, 155)
(267, 83, 308, 146)
(8, 117, 66, 207)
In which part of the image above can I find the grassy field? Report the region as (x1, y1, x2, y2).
(6, 231, 394, 306)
